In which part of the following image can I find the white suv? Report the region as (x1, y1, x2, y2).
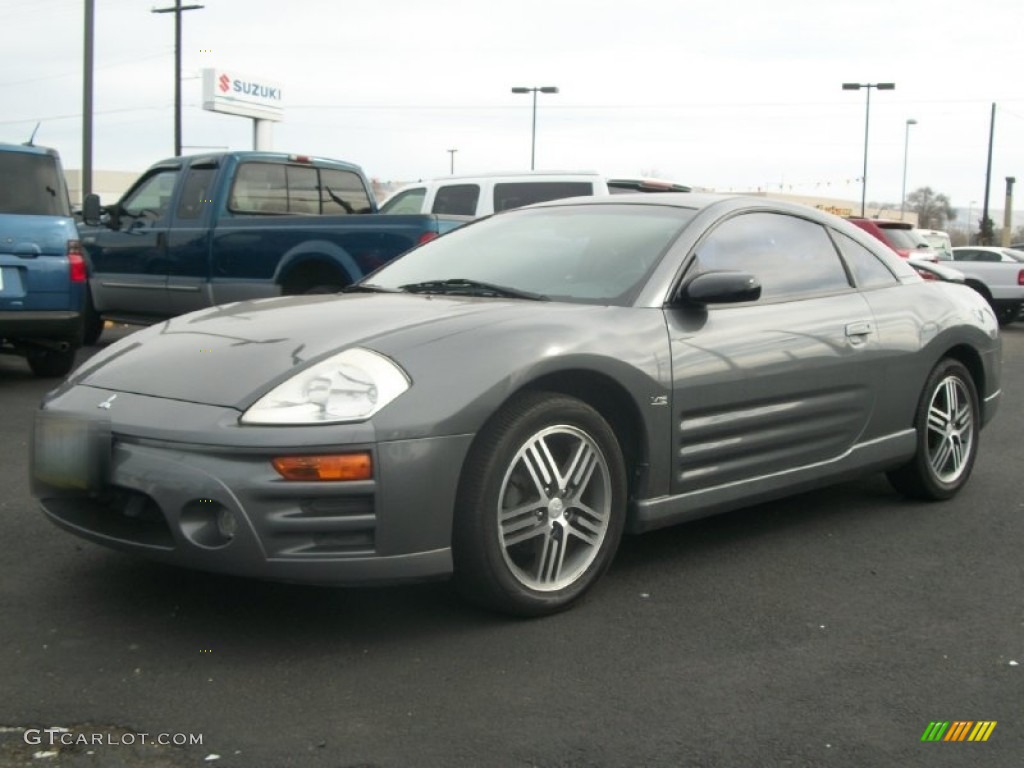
(378, 172, 691, 218)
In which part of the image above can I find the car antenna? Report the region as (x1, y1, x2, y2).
(23, 122, 41, 147)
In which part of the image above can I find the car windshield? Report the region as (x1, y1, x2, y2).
(1003, 248, 1024, 263)
(366, 204, 696, 305)
(0, 151, 70, 216)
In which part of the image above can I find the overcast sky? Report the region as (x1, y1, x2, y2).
(2, 0, 1022, 212)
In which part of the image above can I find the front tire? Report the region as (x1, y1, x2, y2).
(452, 392, 627, 617)
(887, 359, 979, 500)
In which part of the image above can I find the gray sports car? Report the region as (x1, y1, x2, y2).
(32, 194, 1002, 616)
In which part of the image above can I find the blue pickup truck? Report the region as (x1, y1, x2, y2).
(0, 142, 86, 377)
(79, 151, 468, 344)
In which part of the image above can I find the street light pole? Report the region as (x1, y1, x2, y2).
(511, 86, 559, 170)
(447, 148, 457, 175)
(900, 118, 917, 220)
(842, 82, 895, 217)
(152, 0, 204, 157)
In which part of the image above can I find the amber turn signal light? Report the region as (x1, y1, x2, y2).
(272, 453, 372, 481)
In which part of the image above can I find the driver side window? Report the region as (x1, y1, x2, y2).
(692, 212, 852, 302)
(121, 169, 180, 221)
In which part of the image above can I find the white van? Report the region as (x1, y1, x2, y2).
(915, 228, 954, 260)
(378, 172, 691, 218)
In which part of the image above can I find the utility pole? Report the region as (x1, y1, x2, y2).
(152, 0, 204, 157)
(980, 103, 996, 245)
(82, 0, 94, 199)
(1002, 177, 1015, 247)
(447, 148, 457, 175)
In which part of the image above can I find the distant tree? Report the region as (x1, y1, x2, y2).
(906, 187, 957, 229)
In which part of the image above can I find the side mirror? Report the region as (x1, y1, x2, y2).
(82, 193, 101, 225)
(676, 270, 762, 306)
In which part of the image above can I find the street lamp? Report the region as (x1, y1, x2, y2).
(842, 81, 895, 217)
(511, 86, 559, 170)
(900, 118, 917, 220)
(447, 148, 457, 175)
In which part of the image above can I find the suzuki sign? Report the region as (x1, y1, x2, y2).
(202, 68, 283, 121)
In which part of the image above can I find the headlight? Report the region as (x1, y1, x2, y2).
(240, 348, 410, 425)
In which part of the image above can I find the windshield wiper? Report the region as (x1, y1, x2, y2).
(342, 283, 403, 294)
(398, 278, 549, 301)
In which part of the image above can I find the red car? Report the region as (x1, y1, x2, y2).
(846, 218, 937, 261)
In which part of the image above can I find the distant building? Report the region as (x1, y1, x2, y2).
(64, 170, 139, 206)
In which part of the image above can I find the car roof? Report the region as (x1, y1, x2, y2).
(0, 142, 61, 159)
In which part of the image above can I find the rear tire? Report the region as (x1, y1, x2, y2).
(27, 347, 76, 378)
(452, 392, 627, 617)
(887, 359, 979, 500)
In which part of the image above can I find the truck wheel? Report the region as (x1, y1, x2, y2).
(994, 303, 1019, 326)
(27, 347, 77, 378)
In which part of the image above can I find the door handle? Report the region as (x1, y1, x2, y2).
(845, 321, 873, 337)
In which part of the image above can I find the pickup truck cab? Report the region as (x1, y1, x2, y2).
(378, 172, 691, 218)
(80, 151, 467, 343)
(946, 246, 1024, 325)
(0, 143, 86, 376)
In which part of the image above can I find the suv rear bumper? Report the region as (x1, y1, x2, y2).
(0, 311, 83, 343)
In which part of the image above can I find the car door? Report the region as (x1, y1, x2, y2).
(165, 163, 216, 316)
(85, 166, 180, 318)
(665, 211, 883, 495)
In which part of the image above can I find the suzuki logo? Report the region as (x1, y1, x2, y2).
(97, 394, 117, 410)
(218, 73, 230, 92)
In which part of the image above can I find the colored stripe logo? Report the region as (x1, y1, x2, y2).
(921, 721, 997, 742)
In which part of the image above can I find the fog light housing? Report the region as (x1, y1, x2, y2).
(216, 508, 238, 539)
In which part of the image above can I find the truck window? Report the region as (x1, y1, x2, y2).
(176, 166, 216, 220)
(230, 162, 287, 214)
(380, 187, 427, 214)
(432, 184, 480, 216)
(320, 168, 373, 215)
(0, 151, 70, 216)
(122, 169, 180, 219)
(288, 165, 320, 214)
(492, 181, 593, 212)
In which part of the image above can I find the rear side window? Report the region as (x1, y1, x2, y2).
(493, 181, 594, 212)
(321, 169, 373, 214)
(432, 184, 480, 215)
(0, 151, 71, 216)
(230, 162, 372, 215)
(833, 231, 898, 289)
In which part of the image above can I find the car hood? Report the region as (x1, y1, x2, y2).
(70, 293, 548, 408)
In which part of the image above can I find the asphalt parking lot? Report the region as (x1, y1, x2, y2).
(1, 324, 1021, 768)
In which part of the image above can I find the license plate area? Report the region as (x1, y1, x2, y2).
(32, 411, 111, 492)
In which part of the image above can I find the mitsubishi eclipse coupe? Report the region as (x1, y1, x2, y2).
(32, 194, 1001, 616)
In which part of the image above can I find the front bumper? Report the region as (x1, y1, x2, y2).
(32, 387, 474, 585)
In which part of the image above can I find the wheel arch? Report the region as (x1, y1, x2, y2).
(500, 369, 651, 505)
(940, 343, 986, 403)
(276, 240, 360, 294)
